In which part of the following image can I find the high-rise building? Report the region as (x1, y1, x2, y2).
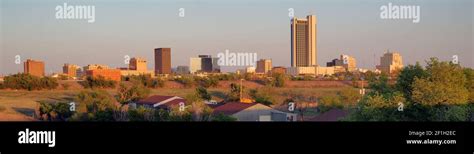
(189, 57, 202, 74)
(154, 48, 171, 75)
(256, 59, 272, 74)
(24, 59, 45, 77)
(189, 55, 220, 74)
(130, 57, 147, 72)
(63, 63, 81, 78)
(199, 55, 213, 72)
(291, 15, 317, 67)
(376, 51, 404, 74)
(120, 57, 154, 76)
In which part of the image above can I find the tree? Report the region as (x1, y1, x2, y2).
(36, 101, 74, 121)
(116, 83, 150, 107)
(338, 87, 361, 106)
(396, 62, 428, 101)
(368, 73, 393, 95)
(463, 68, 474, 103)
(271, 73, 286, 87)
(411, 58, 468, 106)
(227, 83, 242, 102)
(185, 93, 212, 121)
(195, 86, 211, 100)
(318, 94, 342, 112)
(81, 76, 116, 89)
(212, 113, 237, 121)
(128, 106, 155, 121)
(73, 90, 116, 121)
(249, 87, 275, 106)
(2, 73, 58, 91)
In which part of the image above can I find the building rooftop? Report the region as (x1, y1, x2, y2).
(212, 102, 259, 115)
(136, 95, 186, 108)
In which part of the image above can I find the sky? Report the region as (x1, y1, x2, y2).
(1, 0, 473, 75)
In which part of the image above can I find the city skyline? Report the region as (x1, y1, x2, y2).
(1, 0, 473, 75)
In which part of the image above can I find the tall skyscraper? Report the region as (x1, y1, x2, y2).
(291, 15, 317, 67)
(24, 59, 45, 77)
(154, 48, 171, 75)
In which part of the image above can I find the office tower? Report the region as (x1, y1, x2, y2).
(63, 63, 81, 78)
(199, 55, 213, 72)
(291, 15, 317, 67)
(256, 59, 272, 74)
(189, 55, 221, 74)
(376, 51, 404, 74)
(211, 57, 220, 72)
(190, 57, 202, 74)
(130, 57, 147, 72)
(24, 59, 45, 77)
(154, 48, 171, 74)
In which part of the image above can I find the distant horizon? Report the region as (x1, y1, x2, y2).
(1, 0, 473, 75)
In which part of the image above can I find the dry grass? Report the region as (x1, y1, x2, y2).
(0, 85, 352, 121)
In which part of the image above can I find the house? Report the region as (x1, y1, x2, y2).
(131, 95, 186, 110)
(212, 102, 297, 122)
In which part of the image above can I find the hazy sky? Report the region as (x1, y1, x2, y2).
(1, 0, 473, 75)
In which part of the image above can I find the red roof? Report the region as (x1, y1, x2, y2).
(212, 102, 258, 115)
(136, 95, 185, 108)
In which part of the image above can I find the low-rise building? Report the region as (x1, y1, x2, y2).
(175, 66, 190, 74)
(256, 59, 272, 74)
(86, 69, 122, 82)
(212, 102, 297, 121)
(271, 66, 286, 75)
(131, 95, 186, 111)
(286, 66, 345, 76)
(63, 63, 82, 79)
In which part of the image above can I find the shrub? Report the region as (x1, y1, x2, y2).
(2, 73, 58, 91)
(174, 76, 195, 87)
(127, 75, 164, 88)
(80, 76, 116, 89)
(37, 101, 74, 121)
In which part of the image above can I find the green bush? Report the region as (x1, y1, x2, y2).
(126, 74, 164, 88)
(37, 101, 74, 121)
(174, 76, 195, 87)
(2, 73, 58, 91)
(212, 113, 237, 121)
(249, 87, 275, 106)
(80, 76, 116, 89)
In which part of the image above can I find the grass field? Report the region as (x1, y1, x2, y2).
(0, 81, 353, 121)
